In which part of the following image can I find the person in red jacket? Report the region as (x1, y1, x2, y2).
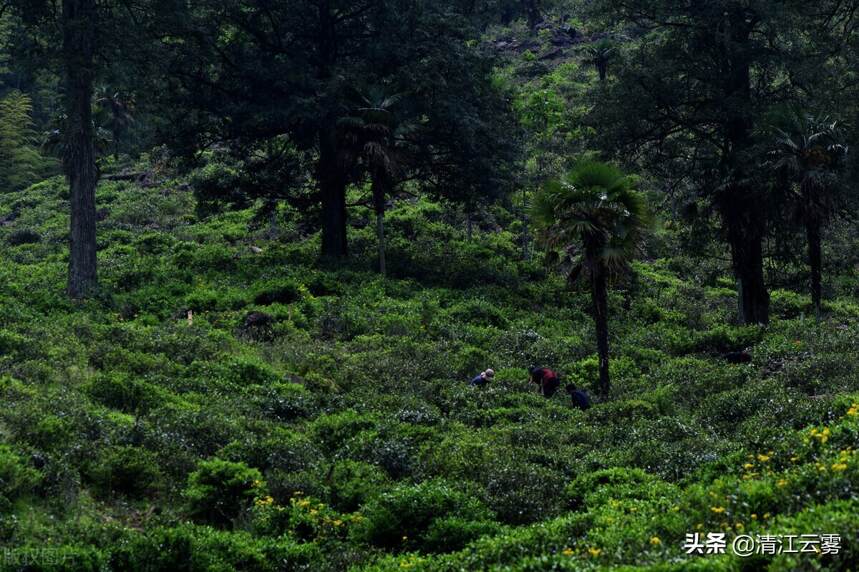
(529, 366, 560, 397)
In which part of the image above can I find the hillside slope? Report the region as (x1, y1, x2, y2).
(1, 175, 858, 571)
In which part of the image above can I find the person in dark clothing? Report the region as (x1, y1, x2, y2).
(529, 366, 560, 397)
(470, 368, 495, 387)
(565, 383, 591, 410)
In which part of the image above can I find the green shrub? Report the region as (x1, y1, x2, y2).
(0, 329, 28, 355)
(770, 289, 813, 319)
(422, 516, 502, 554)
(353, 479, 494, 552)
(566, 467, 678, 510)
(87, 372, 165, 413)
(87, 446, 163, 498)
(445, 299, 509, 329)
(218, 427, 319, 473)
(7, 228, 42, 246)
(222, 357, 282, 387)
(481, 459, 566, 525)
(252, 279, 302, 306)
(683, 324, 765, 354)
(309, 411, 378, 454)
(251, 382, 315, 421)
(767, 500, 859, 572)
(588, 399, 658, 423)
(185, 286, 246, 312)
(112, 524, 322, 572)
(143, 401, 242, 471)
(185, 459, 266, 527)
(347, 428, 419, 480)
(29, 415, 76, 452)
(329, 460, 389, 512)
(0, 445, 39, 511)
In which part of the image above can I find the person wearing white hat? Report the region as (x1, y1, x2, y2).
(469, 368, 495, 387)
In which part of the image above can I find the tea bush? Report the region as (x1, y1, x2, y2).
(353, 479, 495, 552)
(2, 173, 859, 571)
(86, 446, 163, 498)
(0, 445, 38, 512)
(184, 459, 267, 527)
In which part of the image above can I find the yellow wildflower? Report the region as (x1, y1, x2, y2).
(757, 453, 770, 462)
(751, 514, 757, 520)
(650, 536, 662, 545)
(711, 506, 726, 514)
(777, 479, 787, 487)
(735, 523, 744, 532)
(743, 463, 754, 470)
(588, 547, 602, 557)
(832, 463, 848, 471)
(562, 547, 574, 556)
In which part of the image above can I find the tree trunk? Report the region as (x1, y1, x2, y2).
(63, 0, 99, 299)
(372, 177, 386, 277)
(590, 259, 610, 397)
(719, 13, 768, 325)
(523, 0, 541, 34)
(806, 217, 822, 320)
(521, 188, 530, 261)
(726, 215, 770, 325)
(596, 59, 607, 82)
(318, 128, 348, 258)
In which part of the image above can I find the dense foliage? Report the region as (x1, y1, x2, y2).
(1, 1, 859, 570)
(0, 169, 857, 570)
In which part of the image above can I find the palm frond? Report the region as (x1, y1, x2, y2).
(531, 160, 652, 283)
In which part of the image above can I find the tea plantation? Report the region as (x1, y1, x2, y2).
(1, 173, 858, 571)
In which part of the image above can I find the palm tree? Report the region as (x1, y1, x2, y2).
(339, 88, 409, 277)
(532, 161, 651, 397)
(587, 39, 615, 82)
(95, 88, 135, 159)
(769, 114, 848, 319)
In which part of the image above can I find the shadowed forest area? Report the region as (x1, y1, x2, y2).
(1, 1, 859, 570)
